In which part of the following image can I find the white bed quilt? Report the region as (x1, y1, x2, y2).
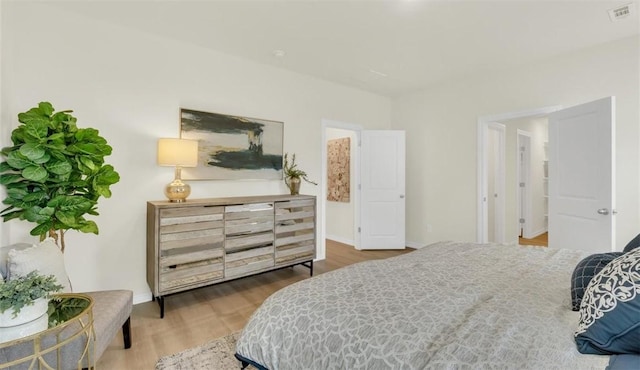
(236, 242, 610, 369)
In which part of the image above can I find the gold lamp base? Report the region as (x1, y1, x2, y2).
(165, 178, 191, 203)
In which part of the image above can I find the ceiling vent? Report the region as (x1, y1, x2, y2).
(608, 3, 634, 22)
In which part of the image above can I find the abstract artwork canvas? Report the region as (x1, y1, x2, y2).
(327, 137, 350, 202)
(180, 108, 283, 180)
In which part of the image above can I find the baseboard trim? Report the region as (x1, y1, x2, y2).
(406, 240, 426, 249)
(524, 228, 548, 239)
(327, 236, 425, 250)
(326, 235, 355, 246)
(133, 292, 153, 305)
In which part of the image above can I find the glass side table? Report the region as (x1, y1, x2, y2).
(0, 293, 95, 370)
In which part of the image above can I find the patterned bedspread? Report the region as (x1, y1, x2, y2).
(235, 242, 610, 369)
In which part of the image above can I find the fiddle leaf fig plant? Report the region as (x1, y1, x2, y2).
(0, 102, 120, 252)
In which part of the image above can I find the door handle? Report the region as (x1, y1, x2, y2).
(597, 208, 609, 215)
(400, 195, 405, 199)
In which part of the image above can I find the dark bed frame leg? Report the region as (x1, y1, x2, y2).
(235, 354, 251, 369)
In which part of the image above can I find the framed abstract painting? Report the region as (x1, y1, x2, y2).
(180, 108, 283, 180)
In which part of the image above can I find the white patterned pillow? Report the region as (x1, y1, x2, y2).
(575, 247, 640, 354)
(7, 238, 72, 292)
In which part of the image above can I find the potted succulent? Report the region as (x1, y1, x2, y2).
(283, 153, 317, 195)
(0, 102, 120, 252)
(0, 270, 62, 325)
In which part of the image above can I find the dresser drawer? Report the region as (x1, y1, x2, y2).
(159, 206, 224, 251)
(159, 251, 224, 293)
(225, 245, 274, 279)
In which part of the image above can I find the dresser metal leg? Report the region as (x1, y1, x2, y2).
(157, 296, 165, 318)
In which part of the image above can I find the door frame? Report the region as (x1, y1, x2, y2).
(516, 130, 533, 239)
(320, 119, 363, 256)
(477, 105, 561, 243)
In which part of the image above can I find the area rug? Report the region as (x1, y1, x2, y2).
(155, 331, 257, 370)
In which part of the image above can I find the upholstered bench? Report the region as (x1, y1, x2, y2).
(0, 241, 132, 368)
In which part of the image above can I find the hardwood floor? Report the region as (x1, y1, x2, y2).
(98, 240, 412, 369)
(519, 232, 548, 247)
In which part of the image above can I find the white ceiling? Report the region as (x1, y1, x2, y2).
(54, 0, 640, 97)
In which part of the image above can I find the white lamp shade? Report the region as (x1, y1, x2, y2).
(157, 138, 199, 167)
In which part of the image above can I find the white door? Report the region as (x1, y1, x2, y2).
(548, 97, 615, 252)
(360, 130, 405, 249)
(487, 123, 505, 243)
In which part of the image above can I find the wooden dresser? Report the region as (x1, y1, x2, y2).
(146, 194, 316, 318)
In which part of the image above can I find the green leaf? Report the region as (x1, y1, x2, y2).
(24, 207, 53, 223)
(47, 195, 94, 213)
(94, 185, 112, 198)
(30, 222, 52, 237)
(0, 161, 12, 172)
(0, 174, 23, 185)
(51, 111, 77, 131)
(6, 188, 28, 200)
(95, 165, 120, 185)
(55, 210, 77, 227)
(31, 152, 51, 164)
(46, 160, 72, 175)
(23, 191, 48, 203)
(19, 143, 46, 161)
(75, 128, 99, 141)
(40, 207, 55, 217)
(79, 156, 96, 171)
(6, 151, 32, 169)
(22, 166, 48, 182)
(18, 111, 49, 126)
(38, 102, 54, 116)
(68, 143, 98, 155)
(79, 220, 98, 234)
(23, 121, 49, 141)
(47, 132, 65, 142)
(0, 209, 23, 222)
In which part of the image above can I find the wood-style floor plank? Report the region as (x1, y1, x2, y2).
(97, 240, 412, 369)
(519, 232, 548, 247)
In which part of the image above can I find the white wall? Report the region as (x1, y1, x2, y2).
(393, 35, 640, 251)
(325, 128, 356, 244)
(1, 3, 391, 302)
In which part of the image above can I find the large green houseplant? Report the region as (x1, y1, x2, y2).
(0, 102, 120, 252)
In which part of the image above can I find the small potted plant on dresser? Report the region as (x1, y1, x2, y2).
(283, 153, 317, 195)
(0, 271, 62, 341)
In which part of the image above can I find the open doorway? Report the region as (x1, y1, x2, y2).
(477, 106, 559, 246)
(321, 119, 362, 253)
(324, 127, 358, 247)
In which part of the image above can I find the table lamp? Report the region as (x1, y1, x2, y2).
(157, 138, 198, 202)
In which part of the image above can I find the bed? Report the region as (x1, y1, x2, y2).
(235, 241, 638, 369)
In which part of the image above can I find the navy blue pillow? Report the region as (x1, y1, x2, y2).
(623, 233, 640, 253)
(571, 252, 622, 311)
(575, 248, 640, 355)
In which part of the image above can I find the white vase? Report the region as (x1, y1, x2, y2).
(0, 298, 49, 342)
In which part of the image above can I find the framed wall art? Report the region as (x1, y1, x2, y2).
(327, 137, 350, 202)
(180, 108, 283, 180)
